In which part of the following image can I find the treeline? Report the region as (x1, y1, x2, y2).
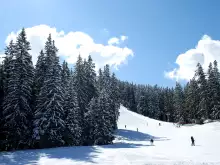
(0, 28, 120, 151)
(119, 62, 220, 124)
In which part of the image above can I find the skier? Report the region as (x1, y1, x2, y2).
(125, 125, 126, 129)
(150, 138, 154, 145)
(159, 123, 161, 126)
(191, 136, 195, 146)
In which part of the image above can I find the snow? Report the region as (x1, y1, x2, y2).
(1, 105, 220, 165)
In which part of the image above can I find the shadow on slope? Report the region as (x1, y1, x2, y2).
(0, 146, 99, 165)
(116, 129, 169, 142)
(101, 142, 151, 149)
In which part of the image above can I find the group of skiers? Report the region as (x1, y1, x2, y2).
(124, 124, 196, 146)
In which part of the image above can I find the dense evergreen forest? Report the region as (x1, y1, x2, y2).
(0, 29, 120, 151)
(0, 28, 220, 152)
(119, 62, 220, 124)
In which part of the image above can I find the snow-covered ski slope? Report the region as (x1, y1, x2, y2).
(1, 105, 220, 165)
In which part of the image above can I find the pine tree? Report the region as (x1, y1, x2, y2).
(61, 60, 70, 88)
(84, 98, 99, 145)
(208, 61, 220, 119)
(109, 73, 120, 129)
(73, 55, 87, 117)
(163, 88, 175, 122)
(2, 40, 16, 95)
(87, 90, 114, 145)
(84, 55, 98, 105)
(34, 50, 46, 96)
(0, 41, 16, 150)
(31, 50, 46, 112)
(195, 63, 209, 120)
(64, 76, 82, 146)
(73, 55, 88, 144)
(137, 95, 148, 115)
(174, 82, 185, 123)
(128, 84, 137, 112)
(184, 79, 199, 122)
(97, 68, 104, 92)
(158, 88, 165, 120)
(2, 28, 34, 150)
(103, 64, 111, 87)
(147, 86, 160, 119)
(33, 35, 65, 148)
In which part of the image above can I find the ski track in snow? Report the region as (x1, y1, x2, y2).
(1, 106, 220, 165)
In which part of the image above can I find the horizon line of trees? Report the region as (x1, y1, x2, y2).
(0, 28, 120, 151)
(119, 61, 220, 124)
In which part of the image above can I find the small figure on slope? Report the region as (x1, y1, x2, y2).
(125, 125, 126, 129)
(150, 138, 154, 145)
(191, 136, 195, 146)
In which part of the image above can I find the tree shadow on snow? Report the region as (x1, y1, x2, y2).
(0, 146, 100, 165)
(101, 142, 152, 149)
(116, 129, 169, 142)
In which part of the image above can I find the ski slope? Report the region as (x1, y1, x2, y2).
(1, 105, 220, 165)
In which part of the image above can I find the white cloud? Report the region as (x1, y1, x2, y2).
(121, 35, 128, 41)
(107, 35, 128, 45)
(108, 37, 120, 45)
(2, 25, 133, 70)
(165, 35, 220, 81)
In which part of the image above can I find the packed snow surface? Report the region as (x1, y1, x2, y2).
(1, 106, 220, 165)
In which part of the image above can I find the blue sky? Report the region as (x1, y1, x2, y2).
(1, 0, 220, 87)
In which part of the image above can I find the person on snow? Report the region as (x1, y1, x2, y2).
(191, 136, 195, 146)
(125, 125, 126, 129)
(150, 138, 154, 145)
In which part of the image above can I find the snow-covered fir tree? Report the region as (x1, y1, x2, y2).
(31, 50, 46, 111)
(34, 50, 46, 96)
(195, 63, 209, 120)
(87, 89, 115, 145)
(184, 79, 199, 122)
(63, 75, 82, 146)
(163, 88, 175, 122)
(208, 61, 220, 119)
(33, 35, 65, 148)
(174, 82, 185, 122)
(109, 73, 120, 129)
(84, 55, 98, 105)
(137, 95, 148, 116)
(73, 55, 88, 144)
(2, 28, 34, 150)
(61, 60, 71, 88)
(73, 55, 87, 115)
(97, 68, 104, 92)
(2, 40, 16, 95)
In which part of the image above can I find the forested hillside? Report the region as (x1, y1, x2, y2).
(119, 62, 220, 123)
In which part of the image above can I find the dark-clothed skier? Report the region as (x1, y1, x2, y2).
(191, 136, 195, 146)
(150, 139, 154, 145)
